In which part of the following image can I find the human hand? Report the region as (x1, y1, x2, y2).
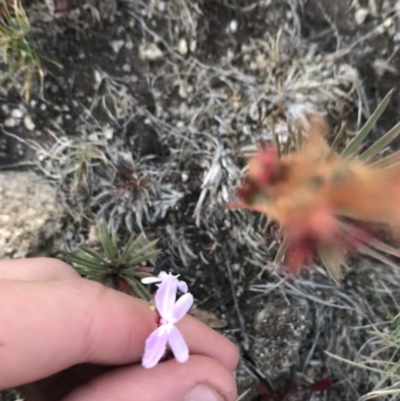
(0, 258, 239, 401)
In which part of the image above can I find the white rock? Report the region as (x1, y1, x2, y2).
(4, 117, 17, 127)
(122, 63, 131, 72)
(139, 43, 163, 60)
(181, 172, 189, 182)
(24, 115, 35, 131)
(355, 8, 369, 25)
(190, 40, 197, 52)
(178, 38, 188, 55)
(158, 1, 166, 12)
(103, 128, 114, 140)
(110, 40, 125, 53)
(0, 171, 63, 258)
(11, 108, 24, 118)
(229, 20, 238, 33)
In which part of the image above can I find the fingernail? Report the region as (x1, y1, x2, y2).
(183, 384, 225, 401)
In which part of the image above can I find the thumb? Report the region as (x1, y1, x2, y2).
(64, 355, 237, 401)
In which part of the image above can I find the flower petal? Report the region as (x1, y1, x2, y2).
(178, 280, 188, 293)
(172, 292, 193, 322)
(155, 274, 178, 320)
(168, 325, 189, 363)
(141, 277, 162, 285)
(142, 326, 169, 369)
(158, 271, 168, 279)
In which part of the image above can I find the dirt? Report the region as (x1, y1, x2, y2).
(2, 0, 400, 400)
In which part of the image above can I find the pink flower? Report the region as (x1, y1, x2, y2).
(142, 274, 193, 369)
(141, 271, 188, 293)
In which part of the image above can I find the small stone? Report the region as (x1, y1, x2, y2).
(158, 1, 166, 12)
(11, 108, 24, 118)
(24, 116, 35, 131)
(355, 8, 369, 25)
(88, 133, 99, 141)
(190, 40, 197, 53)
(88, 225, 98, 245)
(94, 70, 102, 84)
(4, 117, 17, 127)
(181, 172, 189, 182)
(110, 40, 125, 53)
(178, 38, 188, 55)
(229, 20, 238, 33)
(139, 43, 163, 60)
(103, 128, 114, 140)
(1, 104, 9, 115)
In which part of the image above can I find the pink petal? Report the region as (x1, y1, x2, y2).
(155, 275, 178, 319)
(141, 277, 162, 284)
(178, 280, 188, 293)
(168, 325, 189, 363)
(142, 326, 169, 369)
(172, 292, 193, 322)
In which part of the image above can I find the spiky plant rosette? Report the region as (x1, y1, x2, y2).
(63, 221, 160, 300)
(228, 89, 400, 284)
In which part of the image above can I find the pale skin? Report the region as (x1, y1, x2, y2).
(0, 258, 239, 401)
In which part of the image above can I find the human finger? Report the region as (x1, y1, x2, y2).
(0, 257, 79, 281)
(63, 355, 237, 401)
(0, 279, 238, 389)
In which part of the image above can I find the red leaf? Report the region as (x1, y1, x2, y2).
(305, 378, 332, 392)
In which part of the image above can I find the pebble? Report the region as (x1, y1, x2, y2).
(229, 20, 238, 33)
(158, 1, 166, 12)
(139, 43, 163, 60)
(88, 133, 99, 141)
(110, 40, 124, 53)
(103, 128, 114, 140)
(24, 115, 35, 131)
(1, 104, 9, 115)
(178, 38, 188, 55)
(355, 8, 369, 25)
(4, 117, 17, 127)
(11, 108, 24, 119)
(181, 172, 189, 182)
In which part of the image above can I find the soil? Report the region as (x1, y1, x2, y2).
(2, 0, 400, 400)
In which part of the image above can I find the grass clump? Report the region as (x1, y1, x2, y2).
(327, 310, 400, 400)
(0, 0, 44, 100)
(63, 220, 160, 301)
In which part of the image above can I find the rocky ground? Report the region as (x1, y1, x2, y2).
(2, 0, 400, 400)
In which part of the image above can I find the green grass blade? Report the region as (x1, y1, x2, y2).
(317, 245, 344, 286)
(98, 221, 115, 261)
(296, 126, 303, 152)
(117, 233, 145, 265)
(341, 89, 393, 158)
(126, 247, 160, 268)
(124, 276, 152, 301)
(330, 122, 346, 153)
(63, 253, 105, 271)
(360, 120, 400, 161)
(79, 246, 107, 264)
(274, 235, 290, 263)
